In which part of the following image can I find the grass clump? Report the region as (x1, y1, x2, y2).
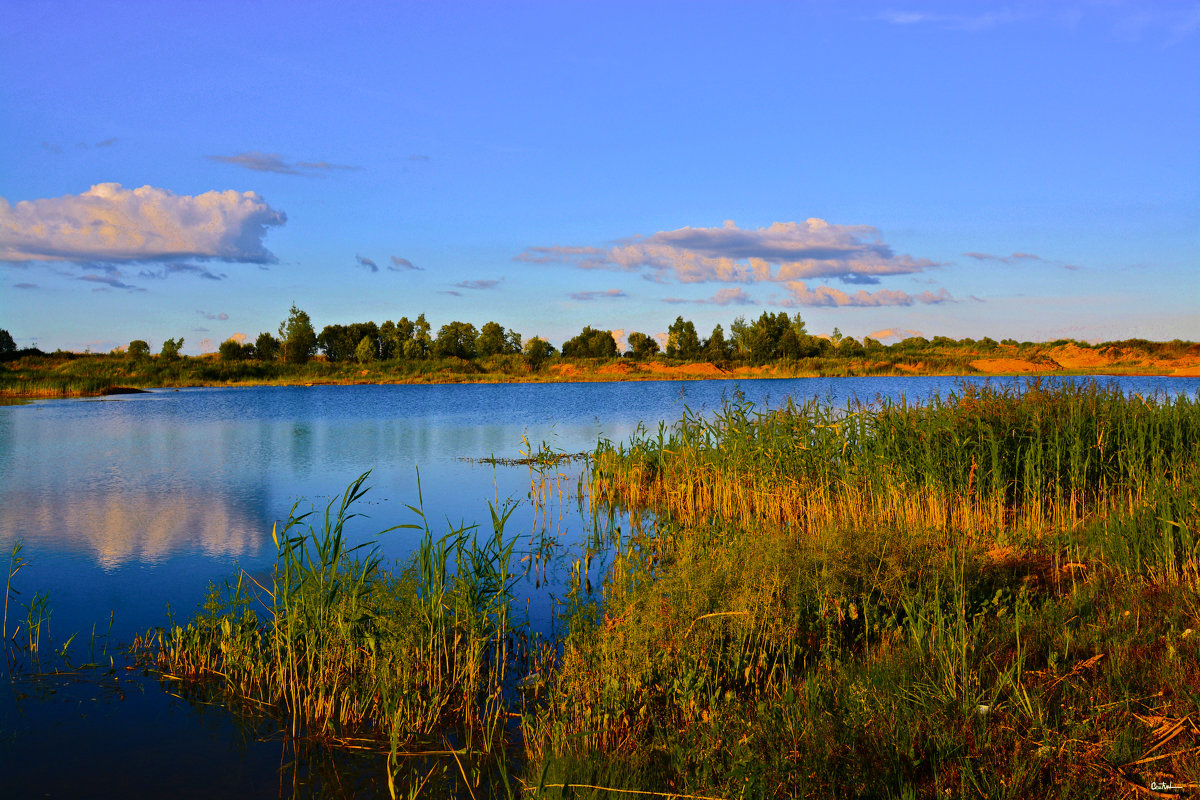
(142, 472, 523, 794)
(525, 381, 1200, 798)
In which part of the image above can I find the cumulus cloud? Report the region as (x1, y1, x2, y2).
(780, 281, 953, 307)
(456, 279, 501, 290)
(0, 183, 286, 264)
(570, 289, 627, 301)
(869, 328, 923, 342)
(663, 287, 756, 306)
(356, 255, 379, 272)
(230, 332, 248, 344)
(610, 328, 628, 353)
(197, 310, 229, 321)
(197, 338, 216, 353)
(520, 219, 937, 286)
(206, 151, 359, 175)
(389, 256, 421, 271)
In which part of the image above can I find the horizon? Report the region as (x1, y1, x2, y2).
(2, 1, 1197, 354)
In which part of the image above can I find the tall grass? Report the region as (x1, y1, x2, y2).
(591, 380, 1200, 538)
(525, 381, 1200, 798)
(143, 471, 523, 789)
(144, 382, 1200, 797)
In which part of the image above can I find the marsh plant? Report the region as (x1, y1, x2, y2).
(523, 381, 1200, 798)
(151, 382, 1200, 798)
(146, 471, 524, 796)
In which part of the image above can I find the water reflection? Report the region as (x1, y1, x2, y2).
(2, 487, 269, 570)
(0, 375, 1196, 637)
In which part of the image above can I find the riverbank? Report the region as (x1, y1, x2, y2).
(4, 339, 1199, 399)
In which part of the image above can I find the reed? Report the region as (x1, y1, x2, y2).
(144, 471, 523, 773)
(590, 380, 1200, 539)
(523, 381, 1200, 798)
(140, 381, 1200, 797)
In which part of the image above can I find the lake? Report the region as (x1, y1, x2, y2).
(2, 375, 1197, 797)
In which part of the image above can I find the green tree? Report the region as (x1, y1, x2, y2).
(561, 326, 617, 359)
(160, 337, 184, 361)
(838, 336, 865, 357)
(702, 324, 730, 362)
(746, 312, 788, 363)
(433, 321, 478, 359)
(378, 320, 399, 360)
(317, 324, 354, 362)
(626, 331, 660, 360)
(413, 314, 432, 358)
(729, 316, 750, 361)
(666, 316, 701, 360)
(505, 328, 523, 354)
(347, 322, 378, 358)
(355, 335, 377, 364)
(0, 329, 15, 355)
(523, 337, 554, 371)
(218, 338, 250, 361)
(127, 339, 151, 360)
(777, 327, 802, 359)
(279, 304, 318, 364)
(477, 321, 508, 357)
(255, 332, 281, 362)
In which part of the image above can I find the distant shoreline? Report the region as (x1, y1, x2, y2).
(3, 340, 1198, 399)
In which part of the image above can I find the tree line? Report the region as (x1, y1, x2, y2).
(6, 304, 1179, 372)
(200, 306, 894, 369)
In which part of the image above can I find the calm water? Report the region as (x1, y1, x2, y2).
(2, 375, 1197, 797)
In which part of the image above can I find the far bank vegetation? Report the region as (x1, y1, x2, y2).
(2, 306, 1198, 398)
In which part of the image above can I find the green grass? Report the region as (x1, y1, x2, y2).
(144, 381, 1200, 798)
(528, 381, 1200, 798)
(140, 472, 525, 796)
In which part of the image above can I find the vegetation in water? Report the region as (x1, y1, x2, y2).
(528, 381, 1200, 798)
(139, 472, 526, 796)
(138, 381, 1200, 798)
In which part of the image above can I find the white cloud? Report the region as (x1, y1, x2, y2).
(521, 219, 937, 286)
(869, 328, 923, 342)
(663, 287, 756, 305)
(610, 328, 628, 353)
(0, 183, 285, 264)
(780, 281, 952, 307)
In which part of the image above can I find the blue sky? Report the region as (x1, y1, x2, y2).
(2, 1, 1197, 354)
